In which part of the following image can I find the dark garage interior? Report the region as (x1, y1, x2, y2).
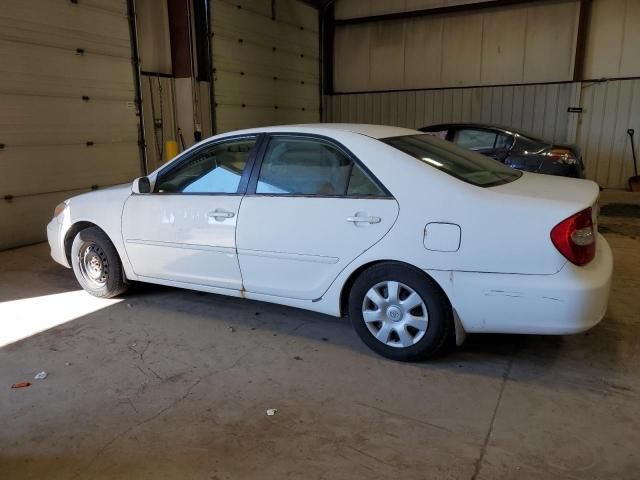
(1, 0, 640, 478)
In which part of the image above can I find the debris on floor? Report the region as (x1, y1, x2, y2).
(266, 408, 277, 416)
(11, 381, 31, 389)
(65, 362, 71, 366)
(34, 371, 48, 380)
(293, 356, 303, 361)
(228, 326, 235, 333)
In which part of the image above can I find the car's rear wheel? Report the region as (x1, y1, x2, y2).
(71, 227, 128, 298)
(348, 263, 453, 361)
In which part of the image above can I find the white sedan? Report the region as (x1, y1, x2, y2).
(47, 124, 613, 361)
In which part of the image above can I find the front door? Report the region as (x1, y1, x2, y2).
(236, 135, 399, 300)
(122, 136, 259, 290)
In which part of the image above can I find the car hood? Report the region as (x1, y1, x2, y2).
(66, 183, 133, 219)
(69, 183, 131, 202)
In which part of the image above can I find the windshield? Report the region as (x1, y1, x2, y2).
(382, 134, 522, 187)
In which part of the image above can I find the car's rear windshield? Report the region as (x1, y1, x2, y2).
(382, 134, 522, 187)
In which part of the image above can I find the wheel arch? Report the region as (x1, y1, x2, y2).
(64, 221, 109, 265)
(339, 259, 451, 315)
(338, 259, 466, 346)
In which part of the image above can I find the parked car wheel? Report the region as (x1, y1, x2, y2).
(348, 263, 453, 361)
(71, 227, 128, 298)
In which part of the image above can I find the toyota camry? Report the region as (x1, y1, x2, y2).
(47, 124, 612, 361)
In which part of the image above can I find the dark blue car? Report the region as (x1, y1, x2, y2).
(420, 123, 585, 179)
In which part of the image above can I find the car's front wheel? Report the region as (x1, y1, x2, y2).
(348, 263, 453, 361)
(71, 227, 128, 298)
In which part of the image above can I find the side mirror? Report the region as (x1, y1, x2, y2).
(132, 176, 151, 194)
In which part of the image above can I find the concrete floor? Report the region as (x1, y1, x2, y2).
(1, 198, 639, 479)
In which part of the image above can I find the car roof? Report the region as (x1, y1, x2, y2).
(224, 123, 421, 140)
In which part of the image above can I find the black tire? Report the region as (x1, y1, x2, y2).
(71, 227, 128, 298)
(348, 262, 453, 361)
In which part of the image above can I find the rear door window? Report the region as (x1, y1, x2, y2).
(255, 136, 387, 197)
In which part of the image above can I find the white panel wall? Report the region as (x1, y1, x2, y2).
(333, 1, 580, 92)
(584, 0, 640, 80)
(0, 0, 140, 249)
(211, 0, 320, 133)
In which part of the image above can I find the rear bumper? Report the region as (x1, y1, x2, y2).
(47, 217, 70, 268)
(431, 234, 613, 335)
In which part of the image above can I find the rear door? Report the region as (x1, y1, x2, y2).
(236, 134, 399, 300)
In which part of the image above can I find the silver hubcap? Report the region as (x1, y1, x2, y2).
(79, 243, 108, 287)
(362, 281, 429, 348)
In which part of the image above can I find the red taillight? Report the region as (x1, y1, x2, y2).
(545, 148, 577, 165)
(550, 207, 596, 266)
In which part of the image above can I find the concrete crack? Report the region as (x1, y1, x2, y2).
(139, 328, 151, 362)
(126, 398, 139, 415)
(345, 444, 399, 470)
(71, 349, 250, 479)
(471, 357, 514, 480)
(354, 401, 451, 432)
(71, 377, 202, 479)
(147, 366, 163, 381)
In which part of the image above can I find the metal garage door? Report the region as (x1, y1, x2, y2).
(0, 0, 141, 250)
(210, 0, 320, 133)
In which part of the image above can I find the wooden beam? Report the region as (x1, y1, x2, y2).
(167, 0, 192, 78)
(573, 0, 592, 81)
(334, 0, 552, 26)
(321, 2, 335, 95)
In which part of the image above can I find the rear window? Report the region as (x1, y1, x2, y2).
(382, 134, 522, 187)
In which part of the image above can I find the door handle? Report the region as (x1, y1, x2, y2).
(208, 210, 235, 220)
(346, 215, 381, 224)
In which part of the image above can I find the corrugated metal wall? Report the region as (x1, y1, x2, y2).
(584, 0, 640, 80)
(324, 82, 581, 143)
(210, 0, 320, 133)
(0, 0, 140, 250)
(577, 79, 640, 189)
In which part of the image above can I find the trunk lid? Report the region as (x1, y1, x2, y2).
(491, 171, 598, 210)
